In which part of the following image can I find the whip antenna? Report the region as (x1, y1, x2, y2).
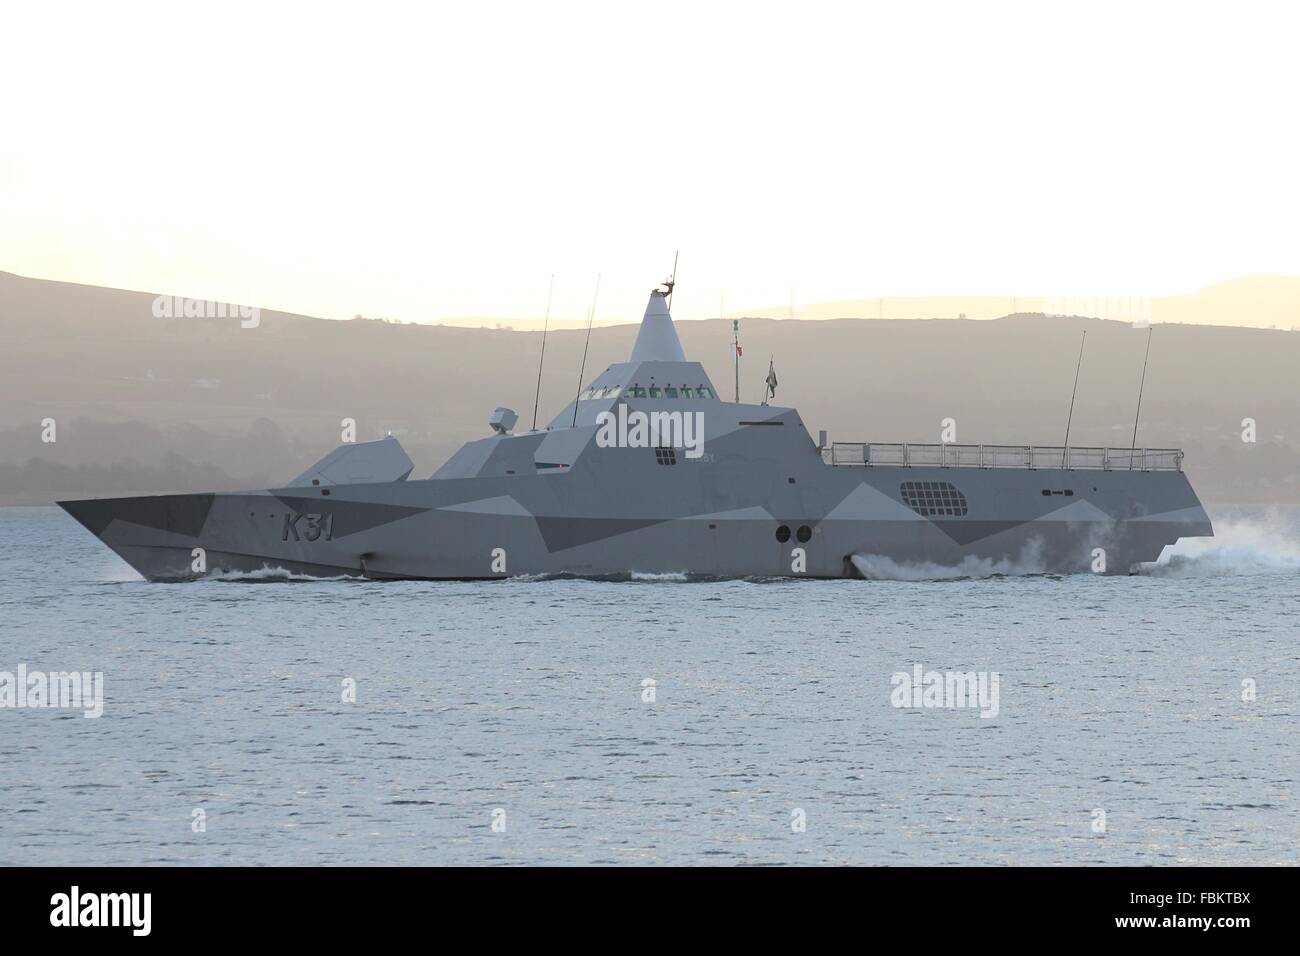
(531, 274, 555, 431)
(1129, 326, 1153, 469)
(665, 251, 678, 311)
(1061, 329, 1086, 467)
(571, 274, 601, 428)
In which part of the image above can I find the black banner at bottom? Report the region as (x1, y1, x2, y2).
(0, 865, 1279, 942)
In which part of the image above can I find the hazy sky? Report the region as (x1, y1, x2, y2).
(2, 0, 1298, 325)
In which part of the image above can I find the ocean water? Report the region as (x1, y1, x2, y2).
(1, 505, 1297, 866)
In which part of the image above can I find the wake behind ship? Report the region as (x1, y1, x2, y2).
(61, 281, 1213, 580)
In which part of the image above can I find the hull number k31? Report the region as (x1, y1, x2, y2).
(282, 511, 334, 542)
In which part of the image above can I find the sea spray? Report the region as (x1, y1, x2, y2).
(851, 537, 1047, 581)
(1140, 510, 1300, 578)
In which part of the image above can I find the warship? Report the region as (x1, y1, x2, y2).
(61, 279, 1213, 580)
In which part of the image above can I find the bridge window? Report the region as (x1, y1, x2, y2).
(680, 386, 695, 398)
(649, 387, 663, 398)
(664, 387, 679, 398)
(900, 480, 969, 517)
(697, 386, 714, 399)
(628, 387, 647, 398)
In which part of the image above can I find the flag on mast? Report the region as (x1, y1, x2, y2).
(765, 357, 778, 400)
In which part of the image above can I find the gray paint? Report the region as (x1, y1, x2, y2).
(59, 287, 1213, 581)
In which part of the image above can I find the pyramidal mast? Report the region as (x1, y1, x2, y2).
(629, 269, 686, 363)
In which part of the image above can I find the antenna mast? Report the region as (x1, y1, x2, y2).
(1061, 329, 1086, 467)
(732, 318, 740, 403)
(571, 274, 601, 428)
(1128, 326, 1153, 469)
(665, 251, 678, 311)
(530, 274, 555, 431)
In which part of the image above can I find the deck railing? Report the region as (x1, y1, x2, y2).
(820, 442, 1183, 471)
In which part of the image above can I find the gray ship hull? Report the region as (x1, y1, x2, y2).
(59, 288, 1213, 580)
(60, 413, 1212, 581)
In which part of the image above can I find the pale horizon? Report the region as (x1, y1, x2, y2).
(4, 264, 1299, 330)
(3, 0, 1299, 328)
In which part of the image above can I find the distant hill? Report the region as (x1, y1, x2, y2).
(740, 275, 1300, 328)
(1, 270, 1296, 504)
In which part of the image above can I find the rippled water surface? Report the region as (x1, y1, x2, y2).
(2, 506, 1297, 865)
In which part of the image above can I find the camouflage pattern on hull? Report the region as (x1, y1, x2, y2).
(60, 288, 1213, 581)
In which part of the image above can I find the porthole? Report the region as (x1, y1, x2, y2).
(775, 525, 791, 543)
(796, 525, 812, 543)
